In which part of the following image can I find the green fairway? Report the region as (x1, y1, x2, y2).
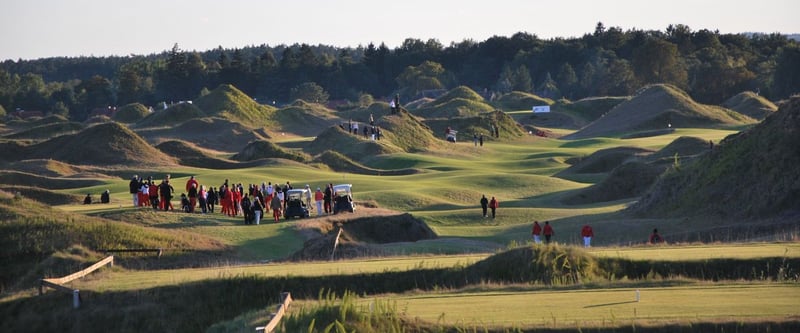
(361, 284, 800, 328)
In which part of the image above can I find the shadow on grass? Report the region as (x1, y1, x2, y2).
(583, 300, 638, 308)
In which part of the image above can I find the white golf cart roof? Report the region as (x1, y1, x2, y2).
(333, 184, 352, 196)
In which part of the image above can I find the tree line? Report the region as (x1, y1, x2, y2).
(1, 23, 799, 121)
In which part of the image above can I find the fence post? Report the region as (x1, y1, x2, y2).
(330, 227, 343, 261)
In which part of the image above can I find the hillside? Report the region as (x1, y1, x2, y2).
(231, 140, 310, 163)
(630, 96, 800, 219)
(155, 140, 244, 169)
(25, 122, 177, 167)
(312, 151, 420, 176)
(721, 91, 778, 120)
(112, 103, 150, 123)
(425, 110, 527, 142)
(136, 117, 270, 152)
(565, 84, 756, 139)
(193, 84, 276, 127)
(556, 146, 654, 176)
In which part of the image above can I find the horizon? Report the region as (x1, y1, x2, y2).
(2, 0, 798, 62)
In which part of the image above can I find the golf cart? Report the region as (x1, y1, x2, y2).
(332, 184, 355, 214)
(284, 188, 310, 219)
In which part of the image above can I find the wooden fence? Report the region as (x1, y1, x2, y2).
(256, 292, 293, 332)
(39, 255, 115, 308)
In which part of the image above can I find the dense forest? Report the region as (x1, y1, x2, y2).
(1, 23, 799, 121)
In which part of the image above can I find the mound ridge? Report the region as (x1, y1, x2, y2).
(494, 91, 554, 111)
(414, 86, 495, 118)
(630, 96, 800, 219)
(557, 146, 654, 177)
(136, 103, 206, 128)
(565, 84, 756, 139)
(273, 100, 339, 136)
(194, 84, 276, 127)
(307, 126, 402, 160)
(232, 140, 310, 163)
(3, 121, 85, 140)
(113, 103, 150, 123)
(137, 117, 269, 152)
(27, 122, 175, 167)
(425, 110, 526, 142)
(562, 160, 664, 205)
(313, 151, 419, 176)
(721, 91, 778, 120)
(155, 140, 243, 169)
(376, 109, 439, 152)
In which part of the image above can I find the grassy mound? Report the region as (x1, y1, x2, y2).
(551, 96, 629, 127)
(467, 244, 601, 285)
(8, 114, 70, 129)
(193, 84, 276, 127)
(565, 84, 756, 139)
(557, 146, 654, 176)
(721, 91, 778, 120)
(3, 121, 85, 140)
(307, 126, 402, 160)
(414, 86, 495, 118)
(272, 100, 339, 136)
(0, 171, 105, 189)
(136, 103, 206, 128)
(644, 136, 710, 162)
(4, 159, 101, 178)
(424, 109, 526, 143)
(26, 122, 175, 167)
(113, 103, 150, 123)
(562, 160, 665, 205)
(289, 212, 436, 261)
(231, 140, 310, 163)
(0, 185, 83, 205)
(494, 91, 554, 111)
(375, 109, 439, 152)
(630, 96, 800, 219)
(155, 140, 243, 169)
(136, 117, 270, 153)
(415, 97, 495, 118)
(313, 151, 419, 176)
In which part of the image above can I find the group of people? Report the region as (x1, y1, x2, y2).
(477, 194, 664, 246)
(126, 174, 344, 225)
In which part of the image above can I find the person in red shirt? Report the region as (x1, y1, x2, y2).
(649, 228, 664, 244)
(543, 221, 554, 244)
(314, 187, 324, 216)
(488, 196, 499, 218)
(531, 221, 542, 244)
(581, 224, 594, 248)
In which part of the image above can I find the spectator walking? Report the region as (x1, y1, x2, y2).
(270, 193, 283, 222)
(543, 221, 554, 244)
(531, 221, 542, 244)
(488, 196, 499, 218)
(480, 195, 489, 218)
(581, 224, 594, 247)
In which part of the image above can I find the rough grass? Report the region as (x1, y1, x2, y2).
(312, 150, 419, 176)
(137, 117, 270, 153)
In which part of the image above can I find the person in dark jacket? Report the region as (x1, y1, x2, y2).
(480, 195, 489, 218)
(129, 175, 140, 207)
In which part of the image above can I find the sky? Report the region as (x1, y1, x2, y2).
(1, 0, 798, 61)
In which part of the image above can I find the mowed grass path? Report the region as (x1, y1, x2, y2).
(357, 284, 800, 328)
(73, 243, 799, 292)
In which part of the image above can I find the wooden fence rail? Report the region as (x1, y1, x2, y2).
(256, 292, 293, 333)
(39, 255, 114, 308)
